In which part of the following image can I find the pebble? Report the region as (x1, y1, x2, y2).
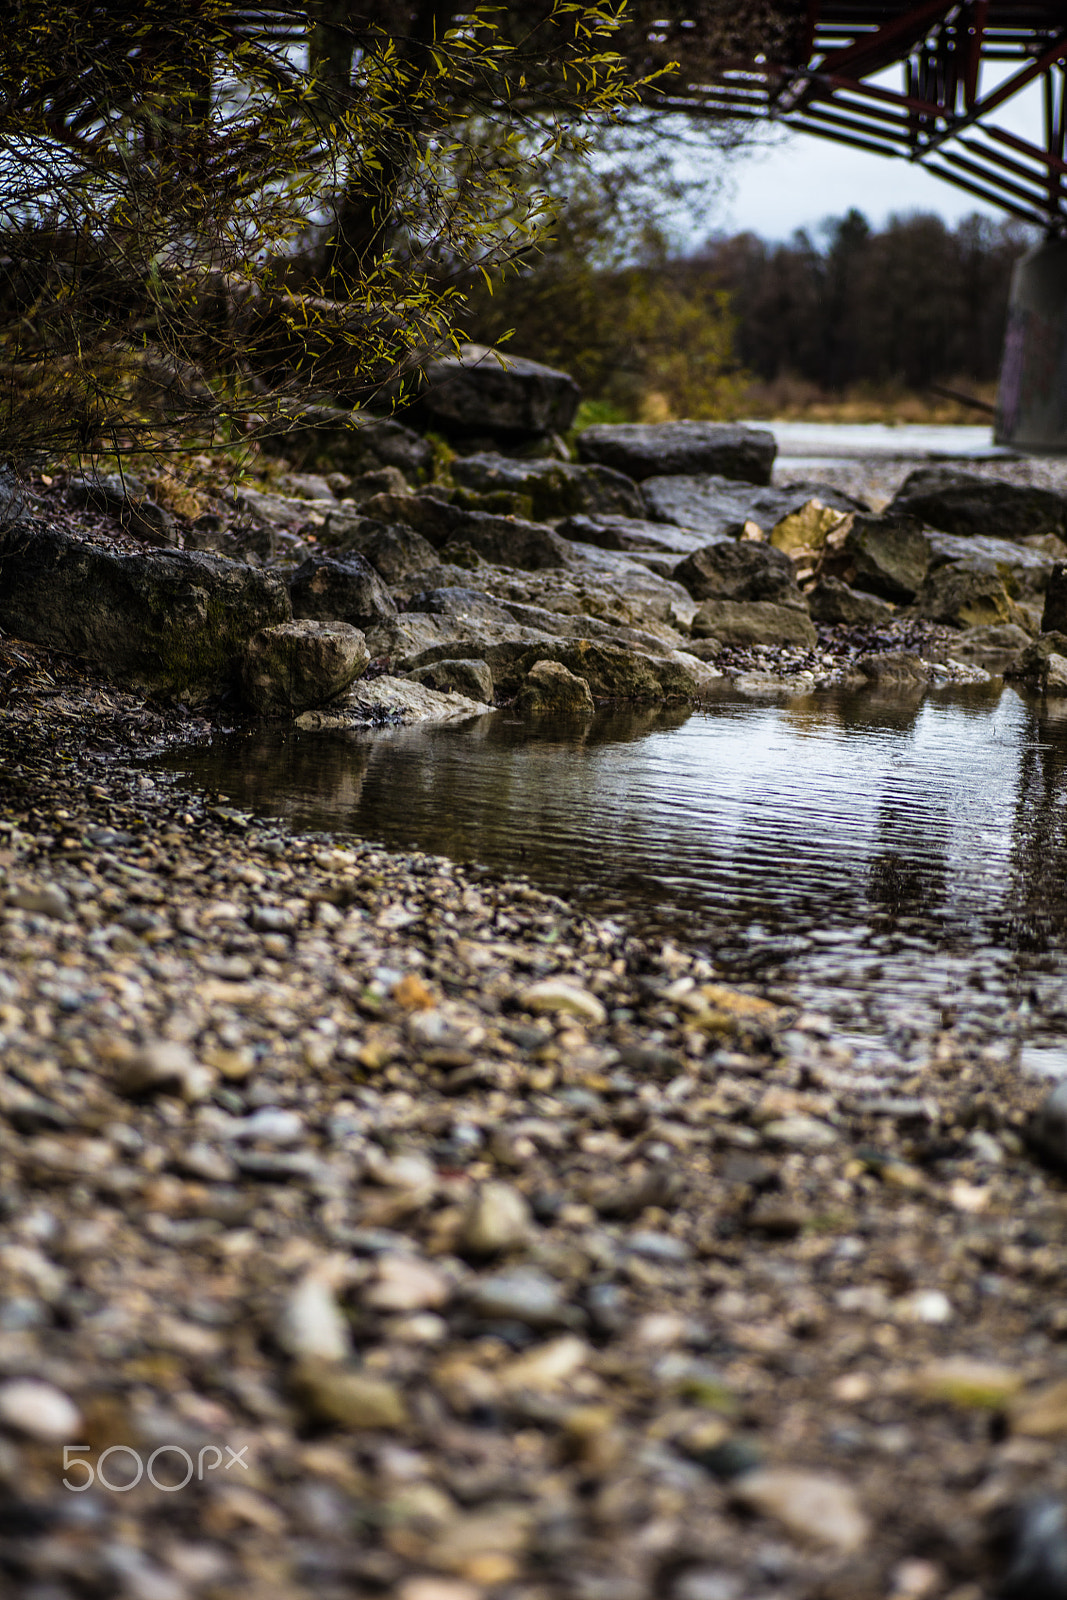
(0, 1377, 81, 1441)
(1010, 1376, 1067, 1438)
(760, 1115, 839, 1148)
(467, 1268, 571, 1328)
(278, 1267, 352, 1363)
(911, 1358, 1023, 1410)
(116, 1039, 213, 1101)
(291, 1360, 408, 1429)
(732, 1467, 870, 1553)
(459, 1182, 532, 1255)
(519, 979, 607, 1025)
(365, 1254, 451, 1312)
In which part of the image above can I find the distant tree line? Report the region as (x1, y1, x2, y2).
(689, 208, 1034, 395)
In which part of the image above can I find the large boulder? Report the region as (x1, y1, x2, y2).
(887, 467, 1067, 541)
(576, 421, 776, 485)
(511, 639, 704, 702)
(405, 586, 513, 625)
(673, 541, 805, 608)
(909, 563, 1031, 630)
(412, 344, 580, 439)
(288, 553, 397, 632)
(1005, 632, 1067, 694)
(407, 659, 495, 702)
(690, 600, 817, 648)
(642, 476, 864, 536)
(840, 514, 932, 602)
(451, 453, 644, 521)
(515, 660, 595, 717)
(323, 514, 439, 585)
(240, 620, 369, 713)
(297, 674, 489, 728)
(0, 524, 290, 698)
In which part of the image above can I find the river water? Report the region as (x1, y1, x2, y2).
(159, 680, 1067, 1076)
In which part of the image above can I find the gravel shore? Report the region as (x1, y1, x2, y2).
(4, 630, 1067, 1600)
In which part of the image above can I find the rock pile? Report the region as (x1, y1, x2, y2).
(4, 345, 1067, 713)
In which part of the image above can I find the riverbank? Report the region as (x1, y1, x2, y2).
(3, 635, 1067, 1600)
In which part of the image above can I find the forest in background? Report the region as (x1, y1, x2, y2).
(467, 205, 1036, 426)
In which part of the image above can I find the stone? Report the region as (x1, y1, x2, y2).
(576, 421, 777, 485)
(857, 652, 930, 686)
(673, 541, 805, 608)
(67, 471, 177, 546)
(770, 498, 849, 554)
(288, 553, 397, 632)
(291, 1360, 407, 1429)
(807, 576, 894, 625)
(690, 600, 816, 648)
(235, 485, 334, 536)
(954, 623, 1033, 659)
(1042, 562, 1067, 632)
(1028, 1081, 1067, 1166)
(761, 1115, 838, 1148)
(909, 1358, 1024, 1410)
(296, 674, 490, 728)
(510, 640, 703, 703)
(0, 1378, 81, 1441)
(268, 406, 433, 479)
(0, 466, 30, 529)
(413, 343, 580, 439)
(997, 1496, 1067, 1600)
(460, 1182, 533, 1255)
(520, 978, 607, 1023)
(732, 1468, 869, 1554)
(408, 659, 495, 702)
(909, 563, 1030, 630)
(278, 1268, 352, 1363)
(0, 524, 290, 699)
(1005, 632, 1067, 694)
(500, 1334, 589, 1392)
(840, 513, 931, 602)
(406, 586, 513, 625)
(365, 495, 572, 570)
(928, 531, 1055, 599)
(116, 1039, 212, 1101)
(451, 453, 645, 521)
(515, 660, 595, 717)
(556, 514, 711, 559)
(8, 881, 72, 919)
(641, 476, 863, 536)
(888, 466, 1067, 541)
(364, 1254, 450, 1313)
(324, 515, 440, 583)
(1010, 1377, 1067, 1439)
(240, 619, 370, 713)
(467, 1268, 570, 1328)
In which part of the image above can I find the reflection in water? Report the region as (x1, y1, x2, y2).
(157, 682, 1067, 1052)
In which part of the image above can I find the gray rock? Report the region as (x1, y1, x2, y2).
(460, 1181, 533, 1255)
(1005, 632, 1067, 694)
(857, 652, 931, 686)
(451, 452, 644, 520)
(642, 475, 863, 536)
(0, 523, 290, 699)
(288, 553, 397, 632)
(408, 658, 495, 702)
(406, 586, 514, 625)
(0, 467, 31, 530)
(269, 406, 432, 479)
(1029, 1082, 1067, 1167)
(889, 466, 1067, 541)
(841, 513, 932, 602)
(67, 472, 177, 547)
(954, 622, 1033, 659)
(998, 1495, 1067, 1600)
(362, 493, 571, 570)
(807, 577, 894, 625)
(576, 421, 777, 485)
(556, 514, 711, 559)
(1043, 563, 1067, 633)
(296, 673, 489, 727)
(909, 564, 1030, 631)
(691, 600, 816, 648)
(234, 484, 335, 536)
(414, 343, 580, 438)
(324, 514, 440, 584)
(240, 619, 370, 713)
(510, 639, 706, 702)
(673, 541, 805, 608)
(515, 659, 595, 717)
(467, 1267, 571, 1328)
(928, 531, 1055, 598)
(731, 1468, 869, 1554)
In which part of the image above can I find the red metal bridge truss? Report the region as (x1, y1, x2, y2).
(660, 3, 1067, 232)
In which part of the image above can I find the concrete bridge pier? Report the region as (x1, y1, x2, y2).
(996, 239, 1067, 455)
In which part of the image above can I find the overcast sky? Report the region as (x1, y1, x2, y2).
(710, 73, 1045, 242)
